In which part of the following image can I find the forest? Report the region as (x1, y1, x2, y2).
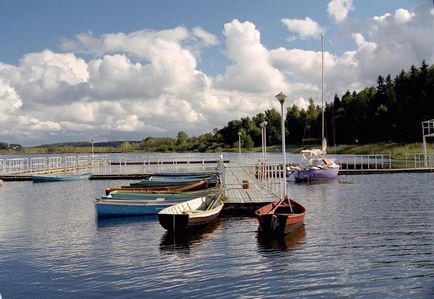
(138, 60, 434, 152)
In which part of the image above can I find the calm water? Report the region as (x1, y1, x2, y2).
(1, 173, 434, 298)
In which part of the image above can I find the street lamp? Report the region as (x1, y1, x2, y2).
(237, 131, 242, 161)
(260, 121, 268, 161)
(275, 91, 287, 199)
(91, 138, 94, 170)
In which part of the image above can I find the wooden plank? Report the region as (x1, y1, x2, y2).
(223, 163, 278, 204)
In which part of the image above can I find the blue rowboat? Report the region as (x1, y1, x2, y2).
(95, 198, 176, 217)
(32, 172, 91, 183)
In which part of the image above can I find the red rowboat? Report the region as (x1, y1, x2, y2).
(255, 196, 306, 237)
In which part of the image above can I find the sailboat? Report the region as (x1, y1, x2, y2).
(289, 35, 340, 182)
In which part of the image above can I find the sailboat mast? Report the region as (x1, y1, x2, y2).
(320, 34, 324, 141)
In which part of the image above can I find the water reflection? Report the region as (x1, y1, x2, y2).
(257, 225, 306, 251)
(96, 215, 158, 229)
(291, 177, 339, 185)
(159, 220, 222, 254)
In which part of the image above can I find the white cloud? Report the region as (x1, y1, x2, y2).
(373, 13, 391, 24)
(293, 97, 310, 110)
(327, 0, 354, 23)
(0, 81, 22, 114)
(281, 17, 325, 41)
(193, 27, 219, 46)
(215, 20, 286, 94)
(394, 8, 414, 24)
(352, 33, 377, 53)
(0, 2, 432, 145)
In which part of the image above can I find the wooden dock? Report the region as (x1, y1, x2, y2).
(222, 164, 278, 216)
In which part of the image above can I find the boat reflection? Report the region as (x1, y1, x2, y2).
(159, 220, 222, 253)
(96, 215, 158, 229)
(257, 225, 306, 251)
(292, 177, 339, 185)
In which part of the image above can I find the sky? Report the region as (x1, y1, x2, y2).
(0, 0, 433, 146)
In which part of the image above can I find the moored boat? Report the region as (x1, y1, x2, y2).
(105, 179, 208, 195)
(32, 172, 91, 183)
(129, 174, 220, 188)
(255, 196, 305, 237)
(158, 193, 224, 233)
(150, 171, 220, 178)
(95, 198, 177, 217)
(289, 152, 340, 182)
(102, 186, 220, 201)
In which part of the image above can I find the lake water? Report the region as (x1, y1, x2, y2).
(1, 173, 434, 298)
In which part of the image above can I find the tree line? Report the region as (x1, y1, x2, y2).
(138, 60, 433, 152)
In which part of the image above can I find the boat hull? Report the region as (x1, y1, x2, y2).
(32, 173, 91, 182)
(130, 176, 219, 188)
(95, 199, 174, 217)
(158, 194, 224, 234)
(294, 167, 339, 182)
(103, 187, 219, 201)
(105, 179, 208, 195)
(158, 211, 220, 233)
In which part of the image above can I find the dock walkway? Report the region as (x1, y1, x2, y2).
(221, 163, 280, 216)
(223, 164, 278, 203)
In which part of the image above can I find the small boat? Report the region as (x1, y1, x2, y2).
(95, 198, 177, 217)
(105, 179, 208, 195)
(32, 172, 91, 183)
(289, 150, 340, 182)
(130, 174, 220, 188)
(158, 193, 224, 233)
(102, 186, 221, 201)
(0, 179, 3, 186)
(255, 196, 305, 237)
(150, 171, 220, 178)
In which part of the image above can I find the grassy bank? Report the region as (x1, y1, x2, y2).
(322, 142, 434, 159)
(243, 142, 434, 159)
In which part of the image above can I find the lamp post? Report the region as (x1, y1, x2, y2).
(260, 121, 268, 161)
(91, 138, 94, 169)
(238, 131, 242, 161)
(276, 91, 287, 199)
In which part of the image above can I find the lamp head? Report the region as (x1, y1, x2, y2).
(275, 91, 287, 104)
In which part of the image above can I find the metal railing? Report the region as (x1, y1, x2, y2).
(403, 153, 434, 169)
(338, 154, 392, 170)
(0, 154, 111, 175)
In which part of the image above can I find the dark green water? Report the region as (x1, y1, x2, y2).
(1, 173, 434, 298)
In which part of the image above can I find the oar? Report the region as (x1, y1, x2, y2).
(269, 197, 285, 214)
(206, 192, 222, 211)
(269, 196, 293, 214)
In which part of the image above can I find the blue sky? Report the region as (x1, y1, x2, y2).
(0, 0, 432, 145)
